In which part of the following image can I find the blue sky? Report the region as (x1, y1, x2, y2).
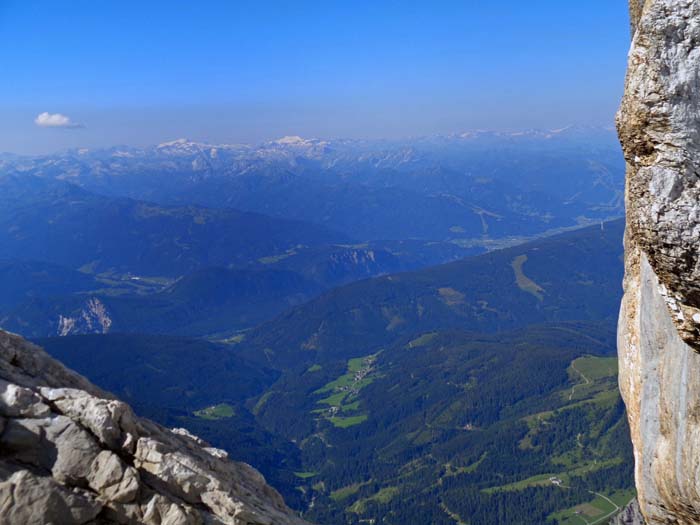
(1, 1, 631, 153)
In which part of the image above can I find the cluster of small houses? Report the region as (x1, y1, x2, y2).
(324, 357, 375, 417)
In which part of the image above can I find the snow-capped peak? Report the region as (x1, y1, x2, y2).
(273, 135, 308, 145)
(157, 138, 193, 148)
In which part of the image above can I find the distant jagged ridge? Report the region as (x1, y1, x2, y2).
(0, 128, 624, 242)
(0, 330, 309, 525)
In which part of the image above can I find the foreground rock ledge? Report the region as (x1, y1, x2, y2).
(0, 330, 309, 525)
(618, 0, 700, 523)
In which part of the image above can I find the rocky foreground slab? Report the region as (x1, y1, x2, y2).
(0, 330, 309, 525)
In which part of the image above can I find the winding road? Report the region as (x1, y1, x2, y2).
(568, 362, 591, 401)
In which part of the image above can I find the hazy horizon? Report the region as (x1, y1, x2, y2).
(1, 1, 629, 154)
(0, 123, 622, 157)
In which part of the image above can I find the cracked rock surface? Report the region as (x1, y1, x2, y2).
(610, 499, 646, 525)
(618, 1, 700, 524)
(0, 330, 309, 525)
(618, 0, 700, 348)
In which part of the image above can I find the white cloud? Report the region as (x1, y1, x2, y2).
(34, 112, 84, 129)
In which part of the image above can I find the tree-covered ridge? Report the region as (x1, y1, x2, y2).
(35, 220, 631, 523)
(0, 174, 345, 277)
(259, 323, 633, 524)
(239, 220, 624, 368)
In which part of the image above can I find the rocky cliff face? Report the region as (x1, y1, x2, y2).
(618, 0, 700, 523)
(611, 500, 646, 525)
(0, 330, 308, 525)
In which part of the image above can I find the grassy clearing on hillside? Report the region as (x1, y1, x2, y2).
(252, 391, 275, 415)
(314, 371, 356, 394)
(258, 249, 297, 264)
(193, 403, 235, 420)
(313, 353, 379, 427)
(319, 391, 348, 407)
(438, 287, 466, 306)
(483, 473, 560, 494)
(485, 457, 624, 495)
(348, 357, 365, 373)
(341, 400, 361, 412)
(565, 355, 618, 404)
(551, 489, 635, 525)
(294, 471, 318, 479)
(330, 414, 368, 428)
(330, 482, 369, 502)
(571, 356, 617, 381)
(348, 486, 399, 513)
(407, 332, 438, 348)
(511, 254, 545, 301)
(521, 355, 620, 451)
(443, 452, 488, 478)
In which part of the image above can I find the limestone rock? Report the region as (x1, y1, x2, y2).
(617, 0, 700, 349)
(141, 494, 202, 525)
(41, 387, 139, 452)
(610, 499, 646, 525)
(0, 330, 310, 525)
(618, 251, 700, 523)
(0, 468, 102, 525)
(618, 1, 700, 523)
(88, 451, 141, 503)
(0, 380, 51, 418)
(1, 414, 101, 485)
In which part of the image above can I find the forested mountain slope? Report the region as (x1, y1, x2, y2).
(239, 220, 624, 368)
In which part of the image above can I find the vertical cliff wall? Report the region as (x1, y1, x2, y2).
(618, 0, 700, 523)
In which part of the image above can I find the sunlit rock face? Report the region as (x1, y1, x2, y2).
(618, 0, 700, 348)
(618, 1, 700, 523)
(0, 330, 309, 525)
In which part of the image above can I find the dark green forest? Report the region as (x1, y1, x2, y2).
(40, 220, 634, 524)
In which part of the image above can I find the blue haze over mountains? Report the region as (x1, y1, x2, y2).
(0, 126, 624, 340)
(0, 126, 634, 523)
(1, 126, 623, 242)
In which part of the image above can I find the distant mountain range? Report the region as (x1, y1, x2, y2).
(0, 129, 626, 344)
(1, 127, 624, 241)
(0, 174, 346, 277)
(0, 128, 633, 523)
(0, 174, 485, 338)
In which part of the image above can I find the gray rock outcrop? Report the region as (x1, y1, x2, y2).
(618, 0, 700, 349)
(617, 0, 700, 523)
(0, 330, 309, 525)
(609, 499, 646, 525)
